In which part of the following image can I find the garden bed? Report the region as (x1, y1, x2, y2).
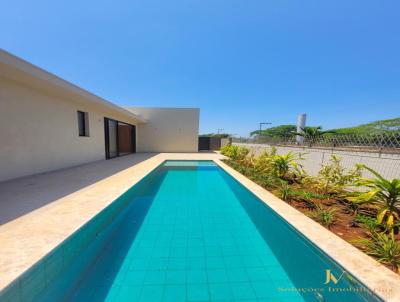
(220, 145, 400, 273)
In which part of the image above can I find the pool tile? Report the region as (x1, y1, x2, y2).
(0, 283, 21, 302)
(205, 257, 225, 269)
(223, 255, 243, 268)
(133, 247, 153, 258)
(187, 247, 205, 258)
(20, 264, 46, 302)
(265, 266, 291, 281)
(114, 286, 142, 302)
(45, 248, 65, 285)
(129, 258, 150, 270)
(165, 270, 186, 284)
(204, 246, 222, 257)
(152, 247, 170, 258)
(25, 161, 313, 302)
(147, 258, 169, 270)
(162, 285, 186, 302)
(139, 285, 164, 302)
(96, 270, 126, 286)
(170, 247, 186, 258)
(168, 258, 186, 270)
(143, 270, 166, 285)
(246, 267, 271, 282)
(90, 285, 119, 302)
(251, 281, 279, 298)
(186, 270, 207, 284)
(231, 282, 256, 300)
(70, 286, 95, 301)
(186, 257, 206, 270)
(124, 270, 146, 285)
(226, 268, 249, 282)
(207, 269, 228, 284)
(242, 255, 263, 268)
(187, 284, 209, 301)
(209, 283, 233, 301)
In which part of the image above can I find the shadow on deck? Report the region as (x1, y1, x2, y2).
(0, 153, 159, 225)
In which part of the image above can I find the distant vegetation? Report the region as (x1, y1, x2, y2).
(333, 118, 400, 135)
(250, 125, 296, 137)
(251, 118, 400, 137)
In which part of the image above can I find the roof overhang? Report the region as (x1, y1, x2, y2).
(0, 49, 147, 124)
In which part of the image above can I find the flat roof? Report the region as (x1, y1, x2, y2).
(0, 49, 147, 123)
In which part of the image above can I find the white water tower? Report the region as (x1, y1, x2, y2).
(296, 114, 306, 143)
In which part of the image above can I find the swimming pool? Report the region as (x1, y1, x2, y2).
(2, 160, 381, 301)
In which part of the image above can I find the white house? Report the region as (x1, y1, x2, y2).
(0, 50, 199, 182)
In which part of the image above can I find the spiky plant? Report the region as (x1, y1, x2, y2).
(311, 203, 337, 228)
(278, 180, 292, 202)
(353, 232, 400, 273)
(348, 166, 400, 234)
(270, 151, 305, 180)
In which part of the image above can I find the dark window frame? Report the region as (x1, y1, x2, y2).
(104, 117, 136, 159)
(77, 111, 89, 137)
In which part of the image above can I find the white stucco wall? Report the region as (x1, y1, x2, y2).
(0, 77, 139, 182)
(126, 107, 199, 152)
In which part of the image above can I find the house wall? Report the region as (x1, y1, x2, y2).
(126, 107, 199, 152)
(0, 77, 138, 182)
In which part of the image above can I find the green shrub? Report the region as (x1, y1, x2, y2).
(315, 155, 363, 194)
(250, 173, 279, 190)
(353, 232, 400, 273)
(252, 147, 277, 173)
(220, 145, 249, 161)
(353, 214, 382, 232)
(291, 190, 328, 201)
(278, 180, 292, 201)
(311, 203, 337, 228)
(270, 152, 305, 180)
(348, 166, 400, 234)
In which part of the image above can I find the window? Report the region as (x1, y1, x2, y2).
(77, 111, 89, 137)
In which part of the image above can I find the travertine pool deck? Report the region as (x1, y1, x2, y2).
(0, 152, 399, 301)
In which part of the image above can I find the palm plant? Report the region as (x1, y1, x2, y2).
(293, 126, 335, 147)
(271, 151, 305, 180)
(348, 166, 400, 234)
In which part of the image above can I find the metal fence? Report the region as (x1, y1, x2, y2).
(232, 133, 400, 154)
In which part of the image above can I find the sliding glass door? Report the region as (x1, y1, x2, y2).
(104, 118, 136, 159)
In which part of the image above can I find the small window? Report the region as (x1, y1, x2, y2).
(77, 111, 89, 137)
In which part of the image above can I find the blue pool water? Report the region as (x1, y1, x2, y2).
(20, 161, 380, 301)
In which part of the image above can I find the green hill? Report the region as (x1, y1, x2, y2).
(251, 118, 400, 137)
(331, 118, 400, 135)
(250, 125, 296, 137)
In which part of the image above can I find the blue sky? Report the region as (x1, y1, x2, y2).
(1, 1, 399, 136)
